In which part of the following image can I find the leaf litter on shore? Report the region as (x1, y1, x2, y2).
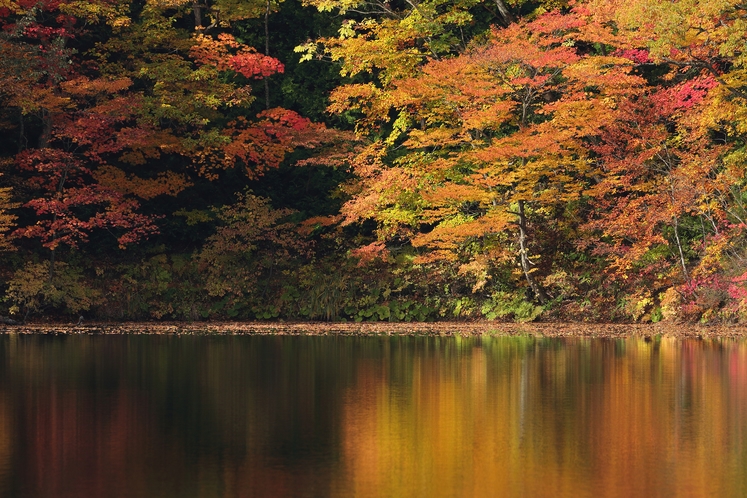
(1, 321, 747, 338)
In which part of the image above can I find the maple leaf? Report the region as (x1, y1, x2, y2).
(12, 149, 159, 251)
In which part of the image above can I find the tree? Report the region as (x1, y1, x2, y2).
(579, 0, 747, 318)
(335, 11, 644, 302)
(0, 0, 163, 277)
(579, 77, 727, 316)
(0, 0, 346, 318)
(196, 191, 311, 317)
(1, 0, 331, 248)
(12, 148, 159, 265)
(0, 174, 16, 252)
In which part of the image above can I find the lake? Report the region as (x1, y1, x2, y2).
(0, 333, 745, 497)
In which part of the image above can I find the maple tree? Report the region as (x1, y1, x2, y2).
(571, 0, 747, 319)
(0, 0, 159, 279)
(581, 79, 724, 300)
(335, 11, 644, 303)
(0, 0, 324, 185)
(12, 148, 159, 250)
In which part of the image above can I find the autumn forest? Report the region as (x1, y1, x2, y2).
(1, 0, 746, 323)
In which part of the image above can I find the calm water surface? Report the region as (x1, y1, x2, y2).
(0, 333, 745, 497)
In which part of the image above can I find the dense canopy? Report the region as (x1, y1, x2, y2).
(1, 0, 747, 323)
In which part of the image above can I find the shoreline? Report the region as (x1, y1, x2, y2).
(2, 321, 747, 338)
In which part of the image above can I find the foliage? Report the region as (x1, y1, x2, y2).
(2, 0, 747, 323)
(332, 10, 644, 304)
(0, 173, 16, 252)
(481, 291, 544, 322)
(5, 261, 100, 317)
(196, 191, 309, 316)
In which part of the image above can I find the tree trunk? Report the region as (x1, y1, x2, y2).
(668, 183, 689, 282)
(192, 0, 203, 29)
(47, 166, 69, 282)
(48, 246, 56, 282)
(38, 108, 52, 149)
(264, 0, 271, 109)
(494, 0, 513, 25)
(518, 200, 548, 304)
(672, 215, 689, 282)
(35, 107, 58, 280)
(18, 108, 26, 152)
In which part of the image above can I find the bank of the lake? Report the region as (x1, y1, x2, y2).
(2, 321, 747, 338)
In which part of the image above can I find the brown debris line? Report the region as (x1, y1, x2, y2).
(0, 321, 747, 338)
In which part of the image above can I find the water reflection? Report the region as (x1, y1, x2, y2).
(0, 334, 745, 497)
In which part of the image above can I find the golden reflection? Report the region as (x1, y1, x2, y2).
(335, 337, 747, 497)
(2, 336, 747, 497)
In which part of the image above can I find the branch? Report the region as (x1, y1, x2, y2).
(662, 56, 747, 101)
